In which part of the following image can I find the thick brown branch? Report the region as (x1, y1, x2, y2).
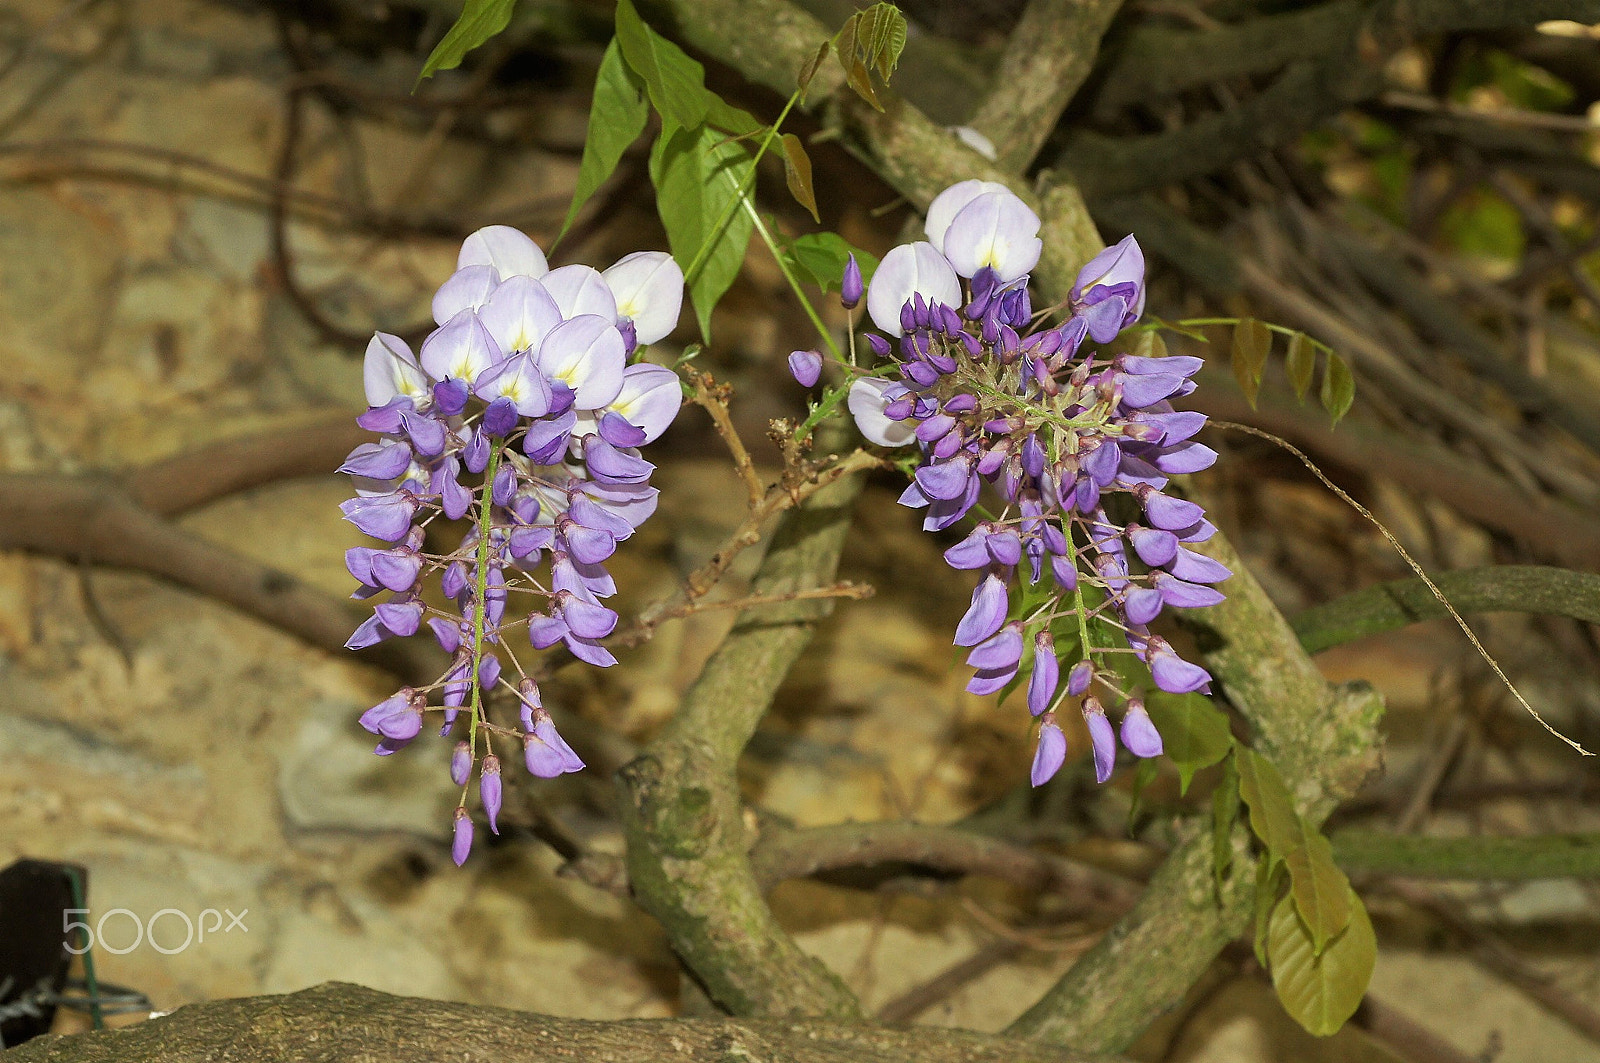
(965, 0, 1127, 173)
(7, 982, 1112, 1063)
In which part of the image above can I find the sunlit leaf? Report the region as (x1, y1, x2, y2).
(1320, 352, 1355, 425)
(831, 3, 905, 111)
(649, 124, 754, 342)
(1284, 817, 1354, 955)
(780, 133, 820, 223)
(558, 39, 649, 244)
(1146, 691, 1232, 796)
(706, 96, 762, 137)
(614, 0, 708, 131)
(418, 0, 517, 84)
(1236, 747, 1299, 867)
(1230, 318, 1272, 407)
(1268, 887, 1376, 1037)
(1285, 332, 1315, 401)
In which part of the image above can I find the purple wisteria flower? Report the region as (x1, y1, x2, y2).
(342, 226, 685, 863)
(844, 182, 1228, 788)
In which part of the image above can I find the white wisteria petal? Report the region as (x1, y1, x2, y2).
(925, 179, 1009, 251)
(608, 363, 682, 443)
(478, 274, 563, 355)
(419, 310, 502, 385)
(602, 251, 683, 345)
(536, 314, 626, 410)
(866, 242, 962, 336)
(431, 264, 500, 326)
(457, 225, 548, 278)
(363, 332, 430, 407)
(848, 378, 917, 447)
(942, 191, 1042, 282)
(542, 264, 618, 322)
(476, 352, 552, 417)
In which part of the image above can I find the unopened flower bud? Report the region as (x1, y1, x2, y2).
(451, 806, 474, 866)
(840, 254, 864, 309)
(788, 349, 822, 388)
(451, 741, 472, 786)
(481, 755, 503, 834)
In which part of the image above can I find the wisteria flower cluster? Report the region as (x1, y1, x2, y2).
(837, 181, 1229, 788)
(340, 225, 685, 864)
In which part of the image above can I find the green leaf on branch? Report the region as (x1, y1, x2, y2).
(1320, 352, 1355, 425)
(1267, 887, 1376, 1037)
(417, 0, 518, 84)
(614, 0, 708, 131)
(797, 39, 830, 101)
(1284, 817, 1354, 955)
(1230, 318, 1272, 407)
(1254, 856, 1287, 966)
(832, 2, 906, 111)
(706, 97, 762, 137)
(650, 124, 754, 342)
(780, 134, 820, 222)
(1285, 331, 1315, 401)
(558, 39, 649, 244)
(786, 233, 878, 293)
(1236, 747, 1299, 868)
(1212, 751, 1240, 893)
(1145, 691, 1232, 796)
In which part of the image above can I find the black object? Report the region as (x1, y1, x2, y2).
(0, 859, 85, 1047)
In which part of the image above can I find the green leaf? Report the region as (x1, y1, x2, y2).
(650, 124, 754, 342)
(1230, 318, 1272, 407)
(780, 134, 820, 223)
(787, 232, 878, 293)
(1145, 691, 1232, 796)
(558, 39, 649, 244)
(831, 3, 905, 111)
(797, 39, 830, 100)
(1267, 887, 1376, 1037)
(1236, 747, 1299, 867)
(1285, 332, 1315, 401)
(614, 0, 709, 131)
(418, 0, 518, 84)
(1320, 352, 1355, 425)
(1212, 751, 1241, 894)
(1284, 817, 1354, 955)
(705, 97, 762, 138)
(1254, 856, 1286, 967)
(856, 2, 907, 81)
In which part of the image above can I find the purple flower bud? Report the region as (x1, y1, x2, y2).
(338, 440, 413, 481)
(340, 492, 417, 543)
(1083, 698, 1117, 783)
(452, 806, 474, 866)
(480, 755, 503, 834)
(360, 689, 422, 745)
(441, 561, 468, 602)
(840, 254, 864, 309)
(433, 377, 470, 417)
(1149, 644, 1212, 694)
(481, 397, 519, 440)
(1031, 714, 1067, 787)
(1137, 486, 1205, 531)
(1128, 525, 1178, 568)
(788, 349, 823, 388)
(598, 411, 648, 448)
(1153, 572, 1226, 609)
(1067, 659, 1094, 696)
(451, 741, 472, 786)
(967, 623, 1023, 671)
(524, 712, 585, 777)
(1122, 585, 1164, 626)
(954, 574, 1009, 646)
(1120, 700, 1163, 758)
(1167, 547, 1232, 584)
(1027, 631, 1059, 716)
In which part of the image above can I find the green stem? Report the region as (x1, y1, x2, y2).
(733, 179, 842, 362)
(464, 444, 504, 777)
(681, 89, 804, 287)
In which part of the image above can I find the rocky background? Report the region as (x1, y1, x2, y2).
(2, 1, 1599, 1060)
